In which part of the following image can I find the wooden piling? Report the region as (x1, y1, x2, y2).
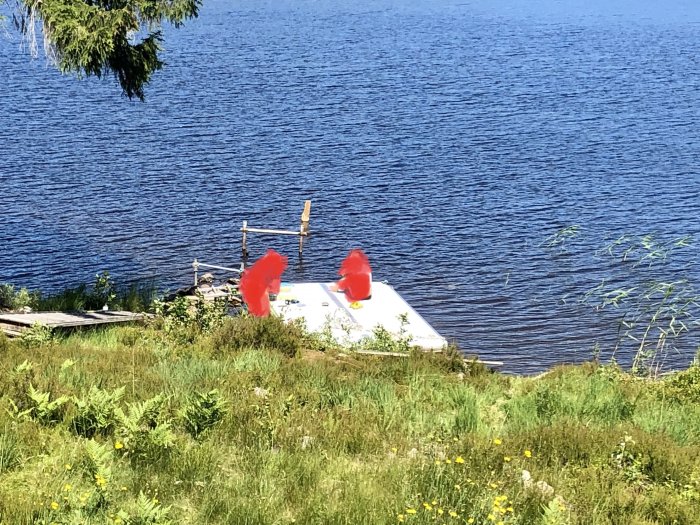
(241, 220, 248, 257)
(299, 200, 311, 254)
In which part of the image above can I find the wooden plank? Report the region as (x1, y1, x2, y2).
(0, 322, 26, 337)
(0, 311, 145, 328)
(242, 227, 306, 236)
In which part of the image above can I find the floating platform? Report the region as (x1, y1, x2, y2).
(271, 282, 447, 350)
(0, 310, 146, 337)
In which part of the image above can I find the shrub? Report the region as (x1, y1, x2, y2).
(0, 284, 38, 311)
(211, 315, 305, 357)
(19, 322, 54, 347)
(660, 363, 700, 404)
(154, 295, 227, 339)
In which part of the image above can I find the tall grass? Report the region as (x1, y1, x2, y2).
(0, 321, 699, 524)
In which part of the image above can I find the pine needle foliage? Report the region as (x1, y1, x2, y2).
(12, 0, 202, 100)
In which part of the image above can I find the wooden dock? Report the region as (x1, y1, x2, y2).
(0, 310, 146, 337)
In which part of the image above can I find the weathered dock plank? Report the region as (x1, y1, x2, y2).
(0, 311, 145, 336)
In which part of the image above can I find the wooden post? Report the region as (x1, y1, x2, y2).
(192, 259, 199, 286)
(299, 200, 311, 254)
(241, 221, 249, 258)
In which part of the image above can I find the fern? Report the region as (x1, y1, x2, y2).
(121, 492, 172, 525)
(116, 395, 175, 463)
(20, 384, 69, 425)
(72, 386, 125, 437)
(180, 389, 227, 439)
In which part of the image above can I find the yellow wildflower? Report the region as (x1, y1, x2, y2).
(397, 515, 405, 523)
(391, 447, 398, 454)
(63, 484, 72, 492)
(423, 502, 433, 511)
(114, 441, 124, 450)
(406, 508, 417, 515)
(487, 514, 496, 521)
(524, 450, 532, 458)
(493, 438, 502, 445)
(435, 460, 442, 465)
(467, 519, 475, 524)
(64, 464, 72, 471)
(438, 509, 444, 515)
(50, 501, 59, 510)
(455, 456, 465, 464)
(489, 483, 498, 489)
(506, 507, 514, 513)
(449, 511, 458, 518)
(431, 500, 437, 505)
(504, 456, 511, 462)
(445, 458, 452, 464)
(95, 473, 107, 488)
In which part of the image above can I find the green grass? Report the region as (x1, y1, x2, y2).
(0, 321, 699, 525)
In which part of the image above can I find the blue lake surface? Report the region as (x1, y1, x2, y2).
(1, 0, 699, 372)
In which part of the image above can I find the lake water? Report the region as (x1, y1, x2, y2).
(1, 0, 699, 372)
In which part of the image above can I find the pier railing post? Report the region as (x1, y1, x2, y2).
(241, 220, 248, 258)
(299, 200, 311, 254)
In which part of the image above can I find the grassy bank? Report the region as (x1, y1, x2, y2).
(1, 318, 700, 525)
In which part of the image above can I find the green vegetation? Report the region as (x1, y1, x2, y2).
(4, 0, 201, 100)
(1, 316, 700, 524)
(0, 272, 156, 313)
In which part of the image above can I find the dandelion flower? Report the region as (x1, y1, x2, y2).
(524, 450, 532, 458)
(114, 441, 124, 450)
(455, 456, 465, 464)
(493, 438, 502, 446)
(406, 508, 417, 515)
(50, 501, 59, 510)
(423, 502, 433, 511)
(506, 507, 514, 513)
(64, 464, 72, 471)
(449, 511, 458, 518)
(438, 509, 444, 515)
(503, 456, 511, 462)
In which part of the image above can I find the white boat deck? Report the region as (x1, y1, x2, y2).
(271, 282, 447, 350)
